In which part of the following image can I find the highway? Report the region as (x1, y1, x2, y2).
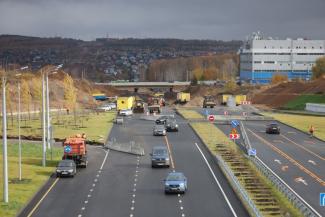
(218, 120, 325, 216)
(21, 108, 249, 217)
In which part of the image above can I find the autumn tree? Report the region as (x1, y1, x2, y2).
(21, 79, 32, 120)
(63, 73, 77, 125)
(271, 74, 288, 84)
(312, 56, 325, 79)
(224, 79, 237, 93)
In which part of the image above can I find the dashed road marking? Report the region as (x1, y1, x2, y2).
(281, 134, 324, 161)
(248, 129, 325, 186)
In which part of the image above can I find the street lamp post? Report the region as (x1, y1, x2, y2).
(42, 71, 46, 167)
(18, 80, 22, 180)
(2, 75, 8, 203)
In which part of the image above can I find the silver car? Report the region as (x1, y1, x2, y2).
(153, 125, 166, 136)
(151, 146, 170, 167)
(164, 172, 187, 194)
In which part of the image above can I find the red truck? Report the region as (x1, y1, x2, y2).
(62, 134, 88, 168)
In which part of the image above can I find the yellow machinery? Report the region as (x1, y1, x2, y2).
(117, 96, 135, 111)
(176, 92, 190, 104)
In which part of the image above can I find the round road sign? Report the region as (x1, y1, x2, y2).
(208, 115, 215, 122)
(64, 145, 72, 153)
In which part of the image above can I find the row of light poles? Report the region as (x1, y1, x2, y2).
(2, 64, 61, 203)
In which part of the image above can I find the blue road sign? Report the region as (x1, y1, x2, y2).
(248, 148, 256, 156)
(204, 109, 209, 116)
(64, 145, 72, 153)
(231, 120, 239, 128)
(321, 193, 325, 206)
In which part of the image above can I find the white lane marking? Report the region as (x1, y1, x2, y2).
(182, 214, 185, 217)
(87, 194, 91, 198)
(100, 150, 109, 170)
(308, 160, 317, 165)
(195, 143, 238, 217)
(78, 214, 82, 217)
(81, 207, 85, 210)
(84, 201, 88, 204)
(90, 189, 93, 192)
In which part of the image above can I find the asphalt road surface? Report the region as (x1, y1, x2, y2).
(22, 108, 249, 217)
(218, 121, 325, 216)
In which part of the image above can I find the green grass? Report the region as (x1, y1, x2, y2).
(191, 122, 302, 217)
(263, 112, 325, 141)
(2, 111, 116, 143)
(283, 94, 325, 110)
(0, 143, 62, 217)
(177, 109, 204, 120)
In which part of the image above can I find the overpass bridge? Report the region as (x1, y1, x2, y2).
(94, 81, 191, 88)
(95, 81, 191, 92)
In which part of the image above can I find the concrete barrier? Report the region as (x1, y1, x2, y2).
(305, 103, 325, 113)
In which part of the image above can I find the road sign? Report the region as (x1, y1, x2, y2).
(242, 112, 247, 116)
(224, 111, 228, 116)
(231, 120, 239, 128)
(241, 101, 251, 105)
(64, 145, 72, 153)
(208, 115, 215, 122)
(204, 109, 209, 116)
(320, 193, 325, 206)
(248, 148, 256, 156)
(231, 128, 238, 134)
(229, 134, 240, 140)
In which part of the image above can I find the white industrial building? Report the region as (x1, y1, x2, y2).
(239, 32, 325, 84)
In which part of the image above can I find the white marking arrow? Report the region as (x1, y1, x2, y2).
(294, 177, 308, 186)
(308, 160, 317, 166)
(274, 159, 282, 164)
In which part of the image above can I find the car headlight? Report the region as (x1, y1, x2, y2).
(163, 130, 166, 133)
(68, 169, 73, 172)
(175, 124, 178, 127)
(179, 183, 185, 188)
(165, 158, 170, 161)
(56, 169, 61, 172)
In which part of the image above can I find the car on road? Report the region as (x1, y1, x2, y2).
(56, 160, 77, 177)
(106, 102, 117, 109)
(266, 122, 280, 134)
(115, 116, 124, 124)
(164, 172, 187, 194)
(153, 125, 166, 136)
(151, 146, 170, 167)
(165, 118, 179, 132)
(97, 104, 112, 111)
(119, 109, 133, 116)
(155, 116, 169, 125)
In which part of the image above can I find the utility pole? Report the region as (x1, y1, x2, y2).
(46, 72, 50, 149)
(2, 75, 8, 202)
(18, 81, 22, 180)
(42, 72, 46, 167)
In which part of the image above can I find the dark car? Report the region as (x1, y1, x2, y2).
(151, 146, 170, 168)
(165, 118, 179, 132)
(266, 123, 280, 134)
(164, 172, 187, 194)
(56, 160, 77, 177)
(155, 116, 169, 125)
(153, 125, 166, 136)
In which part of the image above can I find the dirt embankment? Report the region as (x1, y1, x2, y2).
(252, 78, 325, 108)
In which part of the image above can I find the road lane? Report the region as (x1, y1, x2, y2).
(21, 146, 108, 217)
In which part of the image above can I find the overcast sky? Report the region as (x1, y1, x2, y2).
(0, 0, 325, 41)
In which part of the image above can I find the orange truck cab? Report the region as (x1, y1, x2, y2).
(62, 134, 88, 168)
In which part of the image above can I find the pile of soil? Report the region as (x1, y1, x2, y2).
(252, 78, 325, 108)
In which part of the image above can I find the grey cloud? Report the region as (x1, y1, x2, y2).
(0, 0, 324, 40)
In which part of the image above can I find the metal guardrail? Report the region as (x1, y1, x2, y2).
(216, 155, 263, 217)
(240, 122, 321, 217)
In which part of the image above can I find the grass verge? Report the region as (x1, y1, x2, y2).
(191, 122, 302, 217)
(283, 94, 325, 110)
(2, 111, 116, 143)
(0, 143, 62, 217)
(176, 109, 204, 120)
(263, 112, 325, 141)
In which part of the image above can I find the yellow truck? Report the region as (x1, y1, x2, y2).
(222, 94, 247, 106)
(117, 96, 135, 111)
(176, 92, 190, 104)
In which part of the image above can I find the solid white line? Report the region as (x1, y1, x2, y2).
(195, 143, 238, 217)
(100, 150, 109, 170)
